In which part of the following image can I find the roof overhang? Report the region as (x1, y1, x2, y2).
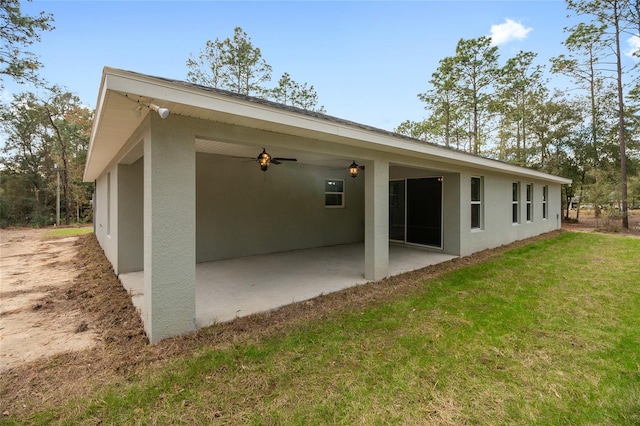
(84, 67, 572, 185)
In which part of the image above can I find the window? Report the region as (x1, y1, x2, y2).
(542, 185, 548, 219)
(107, 172, 111, 236)
(471, 176, 482, 229)
(526, 184, 533, 222)
(512, 182, 520, 224)
(325, 179, 344, 207)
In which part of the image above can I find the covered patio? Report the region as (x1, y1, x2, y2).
(119, 243, 456, 327)
(87, 68, 568, 342)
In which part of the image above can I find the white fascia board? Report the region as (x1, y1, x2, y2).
(83, 72, 110, 182)
(334, 125, 572, 184)
(104, 68, 341, 136)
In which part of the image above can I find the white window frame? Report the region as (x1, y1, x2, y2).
(512, 182, 520, 224)
(471, 176, 483, 230)
(325, 179, 345, 208)
(107, 172, 111, 237)
(542, 185, 548, 220)
(526, 183, 533, 222)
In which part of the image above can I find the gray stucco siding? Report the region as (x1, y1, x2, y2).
(84, 67, 572, 343)
(117, 159, 143, 273)
(93, 159, 145, 275)
(460, 171, 562, 256)
(94, 167, 118, 270)
(195, 152, 365, 262)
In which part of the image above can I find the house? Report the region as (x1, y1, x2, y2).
(84, 67, 571, 343)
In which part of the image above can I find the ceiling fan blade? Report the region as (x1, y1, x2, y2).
(272, 157, 297, 162)
(229, 155, 258, 161)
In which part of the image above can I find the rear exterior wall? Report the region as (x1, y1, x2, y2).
(196, 153, 365, 262)
(459, 171, 562, 257)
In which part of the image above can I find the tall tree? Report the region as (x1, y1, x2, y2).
(187, 27, 325, 112)
(269, 72, 325, 113)
(418, 56, 463, 148)
(0, 0, 53, 88)
(41, 87, 93, 225)
(394, 119, 431, 141)
(551, 23, 608, 168)
(566, 0, 634, 228)
(0, 89, 92, 226)
(495, 51, 547, 165)
(185, 39, 225, 89)
(529, 93, 582, 170)
(187, 27, 272, 97)
(0, 92, 51, 225)
(452, 36, 501, 155)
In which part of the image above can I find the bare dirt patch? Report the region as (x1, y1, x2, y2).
(0, 228, 98, 372)
(562, 209, 640, 238)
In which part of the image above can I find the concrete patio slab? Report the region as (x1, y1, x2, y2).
(119, 243, 456, 328)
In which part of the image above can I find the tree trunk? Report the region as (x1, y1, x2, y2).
(613, 1, 629, 229)
(577, 169, 587, 221)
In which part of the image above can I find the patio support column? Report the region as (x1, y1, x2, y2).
(364, 159, 389, 281)
(144, 115, 196, 343)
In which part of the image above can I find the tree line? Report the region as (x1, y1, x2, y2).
(1, 0, 639, 228)
(0, 4, 324, 227)
(395, 0, 639, 227)
(186, 26, 325, 112)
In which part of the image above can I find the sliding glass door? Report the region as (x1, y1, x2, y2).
(389, 180, 405, 241)
(389, 177, 442, 248)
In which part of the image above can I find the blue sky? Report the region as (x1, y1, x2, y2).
(5, 0, 629, 131)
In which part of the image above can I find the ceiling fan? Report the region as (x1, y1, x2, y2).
(254, 148, 297, 172)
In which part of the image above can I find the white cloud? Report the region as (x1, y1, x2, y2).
(0, 89, 11, 103)
(625, 35, 640, 60)
(489, 18, 532, 46)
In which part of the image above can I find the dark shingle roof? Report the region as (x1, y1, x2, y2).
(125, 69, 442, 147)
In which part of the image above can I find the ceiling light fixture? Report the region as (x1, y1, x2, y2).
(257, 148, 272, 171)
(252, 148, 297, 171)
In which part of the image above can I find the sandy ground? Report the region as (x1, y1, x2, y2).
(0, 228, 98, 373)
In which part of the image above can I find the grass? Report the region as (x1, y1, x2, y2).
(4, 232, 640, 425)
(42, 226, 93, 239)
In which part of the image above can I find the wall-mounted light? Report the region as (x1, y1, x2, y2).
(349, 161, 360, 178)
(148, 103, 170, 119)
(124, 94, 170, 119)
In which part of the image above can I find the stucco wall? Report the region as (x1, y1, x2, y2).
(95, 152, 563, 270)
(459, 171, 562, 257)
(93, 160, 144, 275)
(196, 152, 365, 262)
(94, 165, 119, 270)
(117, 159, 144, 273)
(388, 166, 461, 255)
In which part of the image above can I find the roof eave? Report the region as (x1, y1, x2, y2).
(84, 67, 573, 186)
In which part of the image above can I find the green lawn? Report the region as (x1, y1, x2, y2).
(42, 226, 93, 239)
(14, 232, 640, 424)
